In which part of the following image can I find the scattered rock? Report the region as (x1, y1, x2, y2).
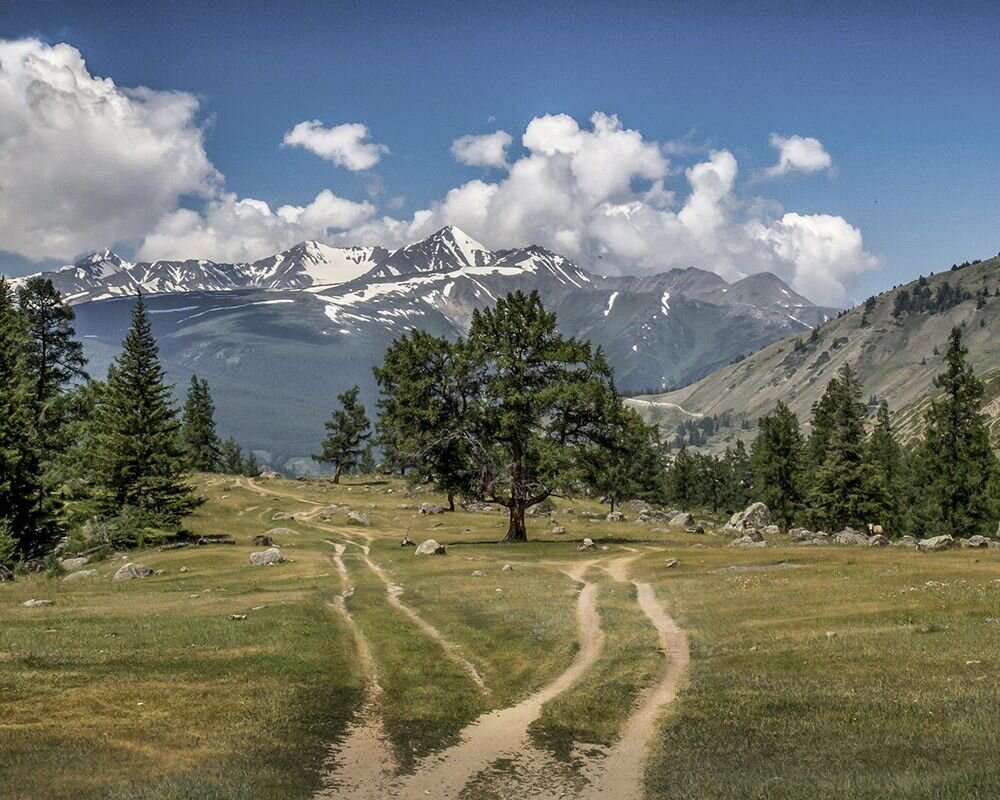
(60, 556, 88, 570)
(22, 599, 54, 607)
(272, 512, 295, 521)
(400, 536, 416, 547)
(113, 563, 153, 582)
(265, 527, 299, 537)
(196, 535, 236, 546)
(502, 564, 513, 571)
(962, 535, 990, 549)
(420, 503, 445, 515)
(259, 470, 281, 480)
(179, 566, 190, 573)
(868, 534, 890, 547)
(472, 570, 484, 577)
(62, 569, 96, 581)
(154, 569, 167, 575)
(252, 534, 273, 547)
(550, 525, 567, 535)
(635, 508, 673, 524)
(894, 535, 918, 548)
(606, 511, 625, 522)
(741, 528, 764, 543)
(762, 524, 781, 536)
(671, 512, 695, 527)
(729, 535, 766, 548)
(0, 564, 15, 582)
(726, 502, 773, 532)
(686, 524, 706, 535)
(395, 503, 416, 510)
(415, 539, 447, 556)
(347, 510, 372, 527)
(624, 499, 654, 513)
(832, 530, 870, 547)
(917, 534, 955, 552)
(249, 547, 284, 566)
(665, 559, 679, 568)
(577, 538, 598, 552)
(228, 614, 247, 621)
(25, 560, 45, 574)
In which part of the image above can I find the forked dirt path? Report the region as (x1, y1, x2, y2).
(389, 559, 605, 800)
(315, 543, 399, 799)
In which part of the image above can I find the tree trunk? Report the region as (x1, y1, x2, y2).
(505, 500, 528, 542)
(610, 497, 616, 514)
(447, 492, 455, 512)
(333, 463, 342, 484)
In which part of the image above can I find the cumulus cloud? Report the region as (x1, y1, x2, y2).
(0, 38, 219, 261)
(765, 133, 833, 177)
(282, 120, 388, 171)
(450, 130, 513, 168)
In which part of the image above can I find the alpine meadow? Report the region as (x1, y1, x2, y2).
(2, 3, 999, 799)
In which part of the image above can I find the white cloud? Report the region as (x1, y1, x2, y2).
(765, 133, 833, 177)
(282, 120, 388, 171)
(451, 130, 513, 168)
(0, 38, 219, 261)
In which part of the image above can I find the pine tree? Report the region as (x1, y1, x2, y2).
(808, 364, 872, 530)
(915, 327, 996, 537)
(314, 385, 372, 483)
(585, 406, 665, 513)
(88, 295, 199, 527)
(866, 401, 901, 532)
(16, 277, 87, 533)
(721, 439, 752, 512)
(0, 278, 34, 554)
(668, 445, 698, 509)
(219, 437, 246, 474)
(750, 401, 804, 531)
(181, 375, 221, 472)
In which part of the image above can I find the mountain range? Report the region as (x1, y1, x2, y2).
(10, 226, 836, 471)
(631, 252, 1000, 450)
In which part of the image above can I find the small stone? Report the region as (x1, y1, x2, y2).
(550, 525, 567, 535)
(577, 538, 598, 552)
(606, 511, 625, 522)
(179, 566, 189, 573)
(22, 599, 54, 607)
(347, 510, 372, 527)
(113, 563, 153, 582)
(472, 570, 484, 577)
(420, 503, 445, 515)
(414, 539, 447, 556)
(60, 557, 88, 570)
(228, 614, 247, 621)
(62, 569, 97, 581)
(665, 559, 679, 568)
(501, 564, 513, 571)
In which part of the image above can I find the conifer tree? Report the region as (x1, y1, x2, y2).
(0, 278, 34, 552)
(314, 385, 372, 483)
(808, 364, 871, 530)
(219, 437, 245, 475)
(750, 401, 804, 531)
(915, 327, 996, 537)
(866, 401, 901, 531)
(721, 439, 752, 512)
(181, 375, 221, 472)
(88, 295, 198, 526)
(585, 406, 664, 513)
(668, 445, 698, 509)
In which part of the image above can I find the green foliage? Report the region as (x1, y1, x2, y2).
(87, 295, 199, 528)
(911, 328, 997, 537)
(0, 518, 17, 566)
(750, 401, 804, 531)
(585, 406, 665, 512)
(865, 401, 902, 530)
(180, 375, 222, 472)
(314, 385, 372, 483)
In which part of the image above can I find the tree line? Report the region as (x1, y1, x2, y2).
(0, 278, 258, 563)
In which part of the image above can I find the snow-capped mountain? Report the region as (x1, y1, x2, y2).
(10, 226, 836, 470)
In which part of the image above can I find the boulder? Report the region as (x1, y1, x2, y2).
(249, 547, 284, 566)
(962, 535, 990, 549)
(687, 524, 706, 535)
(894, 535, 919, 548)
(729, 535, 766, 548)
(22, 598, 54, 607)
(259, 470, 281, 480)
(0, 564, 14, 582)
(62, 569, 97, 581)
(420, 503, 445, 515)
(671, 512, 695, 527)
(635, 508, 673, 524)
(727, 502, 773, 532)
(347, 510, 372, 527)
(606, 511, 625, 522)
(868, 534, 890, 547)
(272, 512, 295, 521)
(113, 563, 153, 582)
(741, 528, 764, 543)
(550, 525, 567, 535)
(502, 564, 513, 571)
(252, 534, 273, 547)
(60, 556, 88, 570)
(832, 530, 870, 547)
(577, 538, 598, 552)
(179, 566, 190, 573)
(665, 558, 679, 568)
(763, 525, 781, 536)
(917, 534, 954, 552)
(624, 499, 654, 513)
(266, 527, 299, 537)
(415, 539, 447, 556)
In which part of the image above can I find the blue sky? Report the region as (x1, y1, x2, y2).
(1, 0, 999, 304)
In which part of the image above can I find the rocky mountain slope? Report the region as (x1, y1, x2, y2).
(631, 253, 1000, 448)
(10, 226, 837, 470)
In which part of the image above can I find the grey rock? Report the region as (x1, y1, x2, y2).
(228, 614, 247, 621)
(113, 563, 153, 582)
(577, 538, 598, 552)
(671, 512, 695, 527)
(868, 534, 890, 547)
(726, 502, 773, 532)
(60, 557, 88, 570)
(272, 512, 295, 520)
(917, 534, 954, 552)
(252, 534, 273, 547)
(420, 503, 445, 516)
(249, 547, 284, 566)
(962, 535, 990, 549)
(347, 510, 372, 527)
(415, 539, 447, 556)
(22, 598, 54, 607)
(179, 566, 190, 572)
(894, 535, 918, 548)
(762, 525, 781, 536)
(729, 535, 766, 548)
(471, 570, 484, 577)
(501, 564, 513, 571)
(665, 559, 679, 568)
(266, 527, 299, 537)
(550, 525, 567, 535)
(833, 530, 870, 547)
(624, 499, 654, 513)
(606, 511, 625, 522)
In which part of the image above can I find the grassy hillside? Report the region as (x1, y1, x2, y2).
(632, 254, 1000, 448)
(2, 475, 998, 798)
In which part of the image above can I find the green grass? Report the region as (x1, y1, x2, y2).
(2, 474, 999, 798)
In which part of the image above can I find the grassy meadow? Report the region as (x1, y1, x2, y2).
(1, 474, 998, 799)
